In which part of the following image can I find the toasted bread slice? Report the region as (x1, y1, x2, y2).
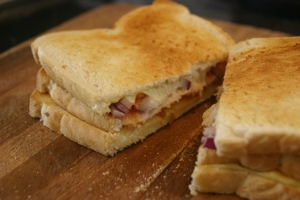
(214, 37, 300, 157)
(190, 37, 300, 198)
(31, 0, 234, 117)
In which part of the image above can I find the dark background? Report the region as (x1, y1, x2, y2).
(1, 0, 300, 54)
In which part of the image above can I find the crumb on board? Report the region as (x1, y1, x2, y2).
(102, 171, 109, 176)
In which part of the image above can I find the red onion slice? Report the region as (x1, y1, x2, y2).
(201, 127, 216, 149)
(179, 78, 191, 90)
(120, 98, 132, 109)
(203, 137, 216, 149)
(109, 104, 126, 118)
(115, 98, 132, 114)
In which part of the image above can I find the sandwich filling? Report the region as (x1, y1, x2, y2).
(108, 62, 225, 128)
(41, 61, 225, 134)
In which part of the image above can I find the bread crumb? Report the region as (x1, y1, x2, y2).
(135, 184, 146, 193)
(102, 171, 109, 175)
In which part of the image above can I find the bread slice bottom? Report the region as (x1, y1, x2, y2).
(189, 147, 300, 199)
(29, 79, 216, 156)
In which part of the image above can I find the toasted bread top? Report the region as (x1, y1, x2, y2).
(214, 37, 300, 157)
(31, 0, 234, 114)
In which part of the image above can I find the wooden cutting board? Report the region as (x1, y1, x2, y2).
(0, 3, 289, 200)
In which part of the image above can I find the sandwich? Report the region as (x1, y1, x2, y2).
(29, 0, 234, 156)
(189, 37, 300, 199)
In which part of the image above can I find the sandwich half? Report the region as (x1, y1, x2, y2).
(190, 37, 300, 199)
(29, 0, 234, 156)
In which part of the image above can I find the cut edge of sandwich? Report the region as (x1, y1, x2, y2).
(36, 66, 222, 133)
(29, 77, 217, 156)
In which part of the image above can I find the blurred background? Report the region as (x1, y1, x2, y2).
(1, 0, 300, 53)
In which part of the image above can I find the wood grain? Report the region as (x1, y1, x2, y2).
(0, 3, 288, 200)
